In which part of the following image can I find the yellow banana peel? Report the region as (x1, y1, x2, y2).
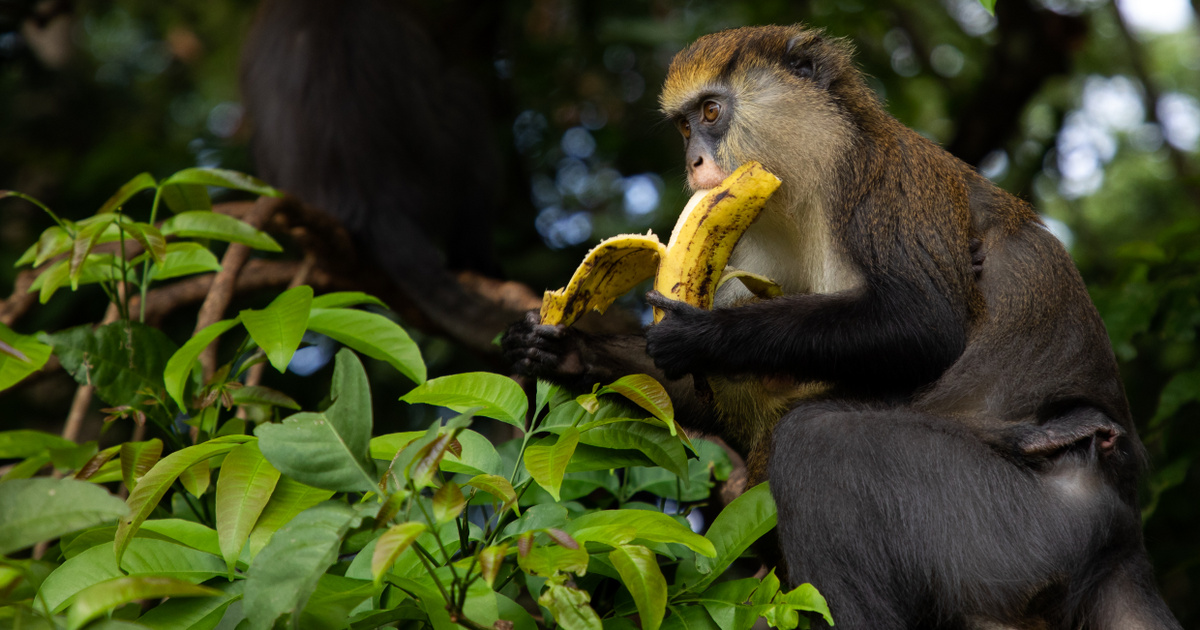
(539, 162, 782, 327)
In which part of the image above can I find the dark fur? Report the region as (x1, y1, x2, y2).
(503, 25, 1180, 628)
(241, 0, 500, 283)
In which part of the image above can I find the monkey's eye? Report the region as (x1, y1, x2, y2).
(794, 59, 815, 80)
(702, 100, 721, 123)
(679, 119, 692, 139)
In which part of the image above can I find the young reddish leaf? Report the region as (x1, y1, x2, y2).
(119, 439, 162, 493)
(408, 431, 456, 489)
(373, 490, 409, 529)
(517, 532, 534, 559)
(432, 481, 467, 524)
(74, 445, 120, 481)
(479, 543, 509, 587)
(97, 172, 157, 215)
(599, 374, 676, 436)
(466, 474, 518, 514)
(371, 522, 426, 584)
(546, 528, 580, 550)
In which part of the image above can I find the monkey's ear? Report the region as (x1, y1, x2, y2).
(785, 35, 832, 89)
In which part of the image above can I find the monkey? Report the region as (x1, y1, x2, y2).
(503, 25, 1182, 629)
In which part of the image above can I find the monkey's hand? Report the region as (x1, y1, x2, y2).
(644, 291, 718, 380)
(502, 310, 616, 389)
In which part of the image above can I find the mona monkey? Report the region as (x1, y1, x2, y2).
(503, 25, 1183, 629)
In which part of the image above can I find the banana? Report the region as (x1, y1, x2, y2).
(652, 162, 781, 322)
(538, 162, 781, 327)
(539, 234, 665, 326)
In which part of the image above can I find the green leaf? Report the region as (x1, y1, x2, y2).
(539, 580, 603, 630)
(135, 579, 243, 630)
(147, 242, 222, 281)
(216, 441, 281, 572)
(432, 481, 466, 524)
(567, 510, 715, 558)
(43, 320, 178, 409)
(401, 372, 527, 428)
(610, 545, 667, 630)
(257, 349, 377, 492)
(0, 478, 128, 556)
(69, 214, 116, 283)
(578, 422, 688, 478)
(160, 211, 282, 252)
(231, 385, 301, 410)
(0, 323, 52, 391)
(307, 307, 425, 384)
(120, 537, 227, 582)
(370, 522, 426, 584)
(699, 579, 760, 630)
(31, 254, 138, 303)
(978, 0, 996, 15)
(300, 574, 378, 630)
(115, 436, 254, 563)
(163, 317, 241, 410)
(467, 474, 518, 513)
(520, 545, 589, 576)
(779, 583, 833, 626)
(159, 182, 213, 214)
(599, 374, 676, 434)
(0, 429, 74, 458)
(524, 428, 579, 501)
(310, 291, 387, 310)
(244, 501, 358, 630)
(68, 576, 221, 630)
(392, 576, 457, 630)
(661, 605, 720, 630)
(38, 542, 120, 612)
(121, 221, 167, 264)
(178, 459, 211, 497)
(119, 439, 162, 492)
(27, 224, 72, 267)
(240, 285, 313, 373)
(161, 167, 282, 197)
(688, 482, 776, 590)
(246, 476, 335, 558)
(98, 172, 157, 214)
(442, 429, 504, 477)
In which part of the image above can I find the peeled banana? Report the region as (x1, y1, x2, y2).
(539, 162, 782, 327)
(539, 234, 666, 326)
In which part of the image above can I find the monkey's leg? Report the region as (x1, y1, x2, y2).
(1083, 554, 1183, 630)
(769, 403, 1127, 629)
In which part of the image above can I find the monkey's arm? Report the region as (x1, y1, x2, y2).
(645, 275, 968, 392)
(502, 311, 721, 428)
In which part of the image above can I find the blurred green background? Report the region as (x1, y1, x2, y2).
(1, 0, 1197, 622)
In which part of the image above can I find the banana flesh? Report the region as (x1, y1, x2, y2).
(538, 162, 781, 327)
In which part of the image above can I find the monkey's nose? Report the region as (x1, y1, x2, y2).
(692, 156, 704, 169)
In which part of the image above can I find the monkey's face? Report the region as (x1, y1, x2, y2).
(660, 25, 861, 198)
